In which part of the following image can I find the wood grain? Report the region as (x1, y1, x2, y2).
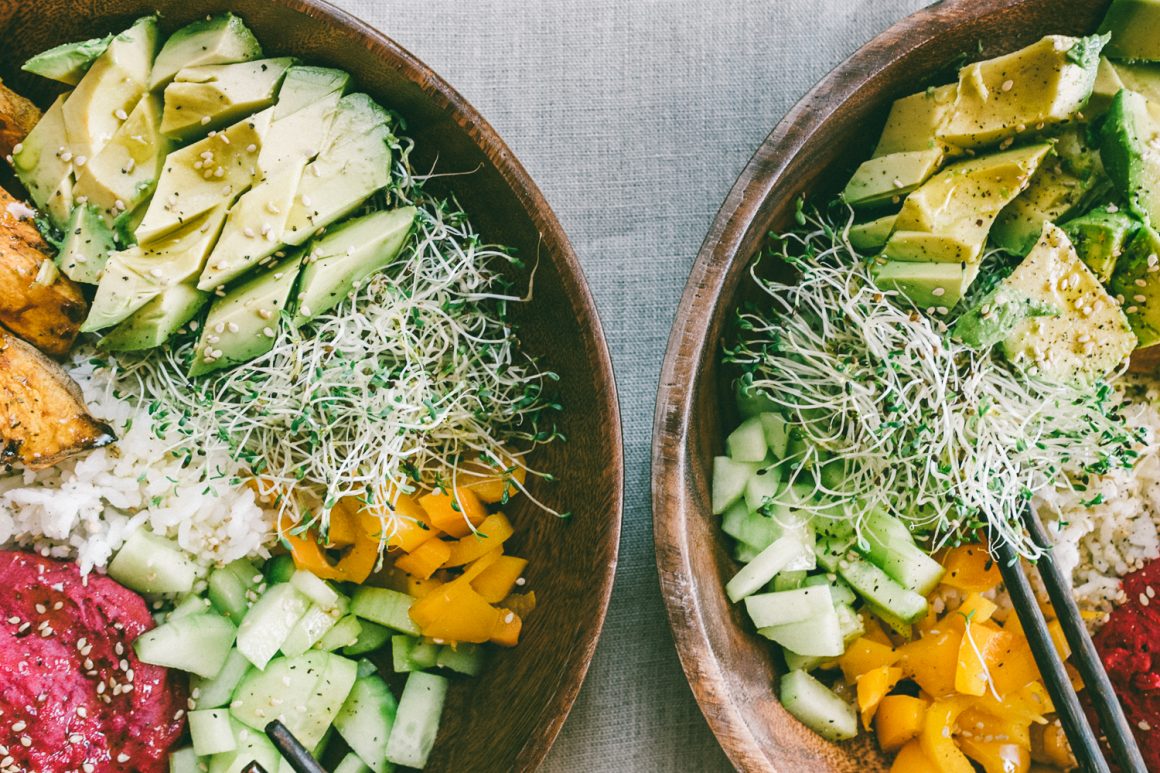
(652, 0, 1113, 770)
(0, 1, 624, 770)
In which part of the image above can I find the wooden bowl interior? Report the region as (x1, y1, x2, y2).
(656, 0, 1110, 771)
(0, 2, 622, 770)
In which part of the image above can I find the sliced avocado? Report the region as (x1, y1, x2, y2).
(848, 213, 897, 252)
(1061, 205, 1141, 282)
(135, 109, 270, 243)
(938, 34, 1106, 148)
(952, 281, 1058, 350)
(62, 16, 157, 164)
(281, 94, 393, 247)
(1108, 61, 1160, 104)
(57, 204, 116, 285)
(991, 154, 1109, 255)
(1001, 223, 1136, 382)
(258, 89, 342, 177)
(150, 13, 262, 90)
(161, 57, 294, 140)
(873, 83, 957, 157)
(113, 200, 147, 246)
(83, 207, 228, 332)
(1052, 125, 1106, 181)
(22, 35, 112, 85)
(883, 143, 1051, 263)
(1089, 57, 1127, 116)
(190, 255, 302, 376)
(871, 259, 981, 309)
(273, 66, 351, 120)
(11, 92, 74, 228)
(841, 148, 942, 209)
(1099, 0, 1160, 62)
(73, 92, 170, 225)
(100, 283, 209, 351)
(198, 158, 307, 290)
(1111, 225, 1160, 347)
(1100, 89, 1160, 225)
(293, 207, 416, 325)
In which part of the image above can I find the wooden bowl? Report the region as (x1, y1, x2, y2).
(653, 0, 1110, 770)
(0, 1, 623, 770)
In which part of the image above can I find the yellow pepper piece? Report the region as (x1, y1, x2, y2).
(939, 544, 1001, 592)
(957, 706, 1031, 750)
(898, 628, 962, 699)
(472, 555, 528, 603)
(876, 694, 929, 752)
(1046, 619, 1071, 660)
(280, 510, 378, 583)
(921, 698, 975, 773)
(419, 487, 488, 538)
(502, 591, 537, 620)
(445, 513, 514, 567)
(459, 457, 527, 504)
(1040, 721, 1075, 769)
(955, 621, 1008, 696)
(860, 612, 895, 646)
(460, 548, 504, 583)
(857, 665, 903, 728)
(839, 636, 899, 683)
(394, 538, 451, 580)
(956, 592, 998, 625)
(957, 736, 1029, 773)
(406, 575, 443, 598)
(890, 740, 938, 773)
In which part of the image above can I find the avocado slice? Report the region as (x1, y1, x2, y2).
(842, 148, 943, 209)
(938, 34, 1106, 148)
(22, 35, 112, 85)
(1111, 225, 1160, 347)
(1061, 205, 1141, 282)
(849, 213, 897, 252)
(1100, 89, 1160, 225)
(11, 92, 74, 228)
(883, 143, 1051, 263)
(991, 154, 1109, 255)
(257, 89, 343, 177)
(62, 16, 157, 164)
(1099, 0, 1160, 62)
(952, 282, 1058, 350)
(1089, 57, 1127, 116)
(294, 207, 416, 325)
(57, 204, 116, 285)
(83, 207, 228, 332)
(135, 109, 270, 243)
(871, 259, 981, 309)
(197, 158, 308, 290)
(281, 94, 393, 247)
(100, 283, 209, 351)
(161, 57, 295, 140)
(873, 84, 957, 157)
(190, 255, 303, 376)
(1107, 61, 1160, 104)
(274, 66, 351, 120)
(150, 13, 263, 90)
(1000, 223, 1136, 382)
(73, 92, 170, 225)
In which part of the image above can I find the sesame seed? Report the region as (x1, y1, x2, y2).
(114, 108, 128, 121)
(117, 754, 130, 763)
(200, 115, 211, 125)
(75, 156, 87, 166)
(35, 603, 46, 614)
(11, 721, 25, 732)
(246, 143, 257, 153)
(931, 287, 946, 297)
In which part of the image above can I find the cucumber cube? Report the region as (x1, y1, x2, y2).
(744, 585, 834, 629)
(392, 635, 439, 673)
(758, 606, 845, 657)
(208, 564, 256, 624)
(318, 614, 364, 652)
(385, 672, 449, 770)
(168, 746, 200, 773)
(233, 651, 356, 749)
(744, 465, 783, 513)
(733, 543, 760, 564)
(839, 556, 928, 624)
(712, 456, 757, 514)
(342, 619, 392, 656)
(436, 643, 485, 676)
(134, 612, 237, 677)
(236, 583, 311, 669)
(759, 412, 791, 458)
(725, 534, 805, 602)
(168, 593, 213, 620)
(334, 675, 398, 773)
(281, 600, 346, 657)
(334, 753, 373, 773)
(722, 503, 779, 551)
(207, 717, 281, 773)
(815, 535, 855, 573)
(107, 529, 198, 595)
(291, 570, 342, 609)
(351, 587, 420, 636)
(835, 602, 865, 645)
(727, 417, 768, 462)
(191, 647, 252, 710)
(264, 554, 296, 584)
(779, 670, 858, 742)
(189, 709, 235, 756)
(772, 570, 807, 592)
(783, 649, 828, 673)
(298, 654, 359, 751)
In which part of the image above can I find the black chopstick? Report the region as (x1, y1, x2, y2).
(991, 536, 1111, 773)
(265, 720, 328, 773)
(1022, 504, 1147, 773)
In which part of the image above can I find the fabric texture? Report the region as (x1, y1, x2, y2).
(333, 0, 929, 769)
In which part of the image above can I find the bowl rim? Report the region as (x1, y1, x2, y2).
(651, 0, 1028, 769)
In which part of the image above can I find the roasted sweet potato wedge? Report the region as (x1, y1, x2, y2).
(0, 80, 40, 159)
(0, 328, 114, 469)
(0, 185, 87, 356)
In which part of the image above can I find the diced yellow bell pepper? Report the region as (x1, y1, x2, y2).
(406, 575, 443, 598)
(898, 628, 962, 699)
(974, 681, 1052, 727)
(891, 740, 938, 773)
(858, 665, 903, 728)
(445, 513, 515, 566)
(939, 544, 1001, 592)
(1046, 619, 1071, 660)
(459, 457, 528, 504)
(839, 637, 899, 683)
(280, 511, 378, 583)
(861, 612, 895, 646)
(877, 694, 929, 752)
(472, 555, 528, 603)
(461, 548, 504, 583)
(502, 591, 537, 619)
(409, 574, 521, 646)
(956, 592, 998, 625)
(955, 621, 1009, 696)
(1039, 721, 1075, 769)
(957, 736, 1029, 773)
(419, 487, 488, 538)
(394, 538, 451, 579)
(921, 698, 975, 773)
(990, 622, 1039, 698)
(490, 607, 523, 647)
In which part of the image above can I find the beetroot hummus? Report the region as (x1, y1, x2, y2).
(1093, 559, 1160, 773)
(0, 551, 186, 772)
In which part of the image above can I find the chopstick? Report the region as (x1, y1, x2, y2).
(265, 720, 328, 773)
(991, 535, 1111, 773)
(1021, 504, 1147, 773)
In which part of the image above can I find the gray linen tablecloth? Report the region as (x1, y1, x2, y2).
(332, 1, 929, 769)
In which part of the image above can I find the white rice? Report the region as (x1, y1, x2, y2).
(1037, 375, 1160, 622)
(0, 354, 276, 573)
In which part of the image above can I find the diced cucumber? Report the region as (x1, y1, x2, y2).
(334, 753, 373, 773)
(736, 381, 779, 418)
(208, 563, 257, 624)
(783, 649, 827, 673)
(857, 510, 945, 594)
(342, 619, 392, 656)
(815, 535, 855, 573)
(779, 670, 858, 742)
(712, 456, 757, 514)
(334, 674, 398, 773)
(721, 503, 778, 551)
(772, 513, 816, 572)
(281, 599, 347, 657)
(291, 570, 342, 609)
(168, 746, 200, 773)
(207, 719, 281, 773)
(835, 602, 865, 645)
(318, 614, 364, 652)
(865, 601, 913, 639)
(727, 417, 768, 462)
(107, 529, 198, 595)
(189, 709, 236, 756)
(232, 651, 356, 749)
(744, 585, 834, 629)
(801, 574, 857, 607)
(351, 587, 420, 636)
(733, 543, 760, 564)
(838, 555, 928, 624)
(135, 612, 237, 678)
(759, 413, 790, 459)
(236, 583, 310, 669)
(169, 593, 213, 620)
(436, 643, 484, 676)
(191, 647, 252, 709)
(356, 658, 378, 679)
(725, 535, 804, 602)
(772, 570, 807, 592)
(392, 635, 439, 673)
(744, 465, 783, 513)
(385, 672, 449, 769)
(265, 554, 296, 584)
(298, 654, 359, 751)
(758, 606, 845, 657)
